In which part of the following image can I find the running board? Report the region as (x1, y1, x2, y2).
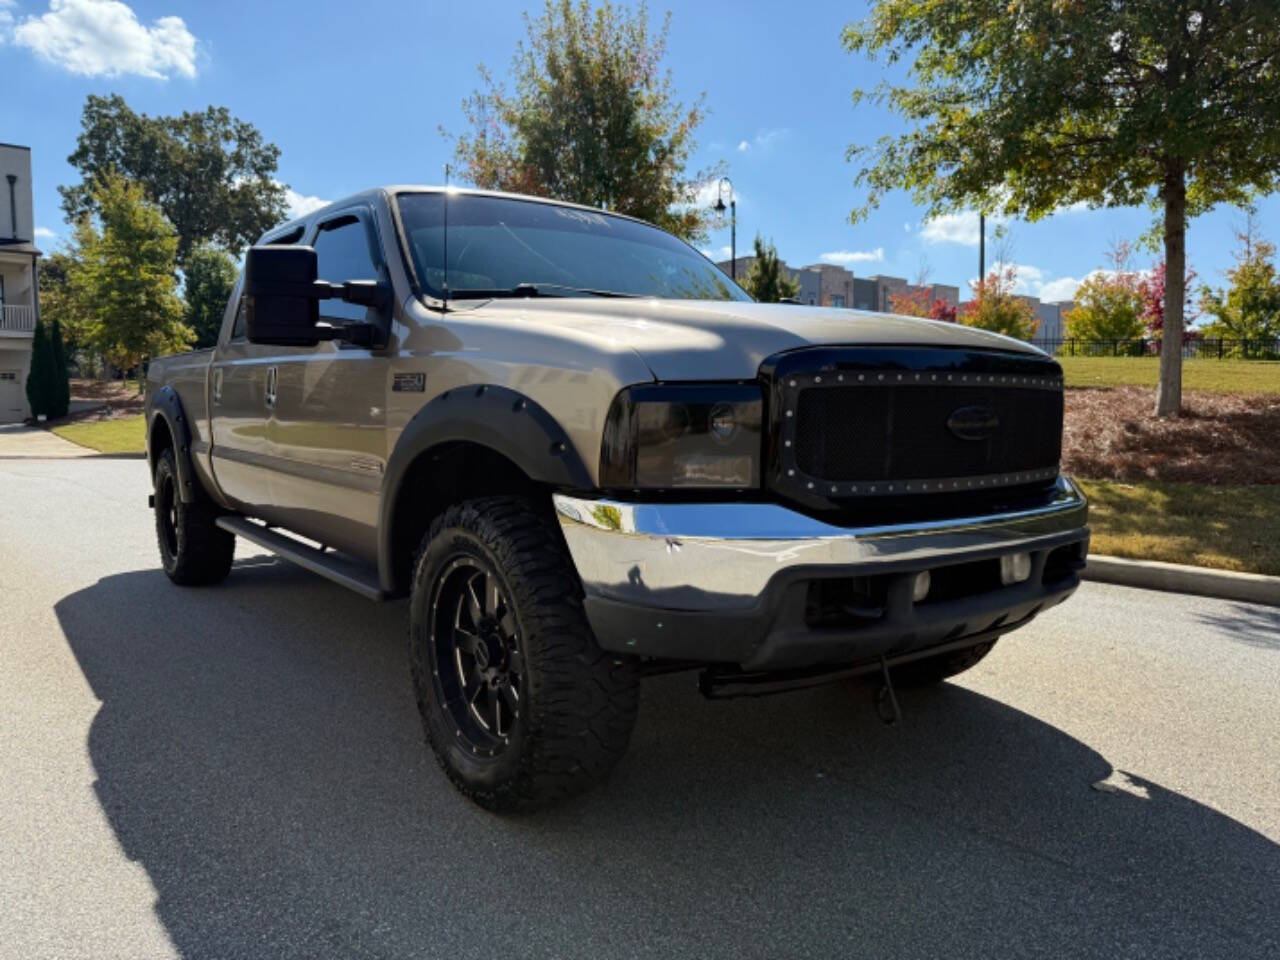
(216, 516, 385, 601)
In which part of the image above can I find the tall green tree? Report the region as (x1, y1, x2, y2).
(740, 235, 801, 302)
(844, 1, 1280, 416)
(74, 174, 193, 381)
(60, 94, 287, 265)
(449, 0, 717, 242)
(24, 317, 59, 419)
(184, 244, 239, 347)
(1199, 211, 1280, 346)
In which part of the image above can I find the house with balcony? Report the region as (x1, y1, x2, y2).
(0, 143, 41, 422)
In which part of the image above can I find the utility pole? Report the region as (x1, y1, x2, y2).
(978, 212, 985, 281)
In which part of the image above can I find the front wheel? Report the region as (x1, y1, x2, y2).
(408, 496, 639, 812)
(153, 447, 234, 585)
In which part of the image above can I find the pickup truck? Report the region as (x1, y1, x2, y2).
(145, 186, 1089, 811)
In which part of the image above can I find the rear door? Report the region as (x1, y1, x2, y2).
(264, 208, 390, 561)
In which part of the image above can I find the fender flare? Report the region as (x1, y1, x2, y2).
(377, 384, 593, 592)
(147, 385, 198, 503)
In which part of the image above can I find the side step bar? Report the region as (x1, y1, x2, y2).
(215, 516, 385, 601)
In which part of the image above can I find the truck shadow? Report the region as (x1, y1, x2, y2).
(55, 563, 1279, 960)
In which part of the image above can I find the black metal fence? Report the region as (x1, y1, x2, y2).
(1030, 338, 1280, 359)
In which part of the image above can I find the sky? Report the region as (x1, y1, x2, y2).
(2, 0, 1278, 307)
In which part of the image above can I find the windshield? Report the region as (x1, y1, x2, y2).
(396, 192, 751, 302)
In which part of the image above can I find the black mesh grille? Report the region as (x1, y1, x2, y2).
(793, 385, 1062, 483)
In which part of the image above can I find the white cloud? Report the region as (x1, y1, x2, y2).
(700, 245, 733, 260)
(1037, 276, 1084, 302)
(736, 140, 750, 152)
(282, 186, 329, 219)
(903, 221, 912, 233)
(12, 0, 197, 79)
(920, 210, 1008, 246)
(820, 247, 885, 265)
(0, 0, 15, 35)
(34, 226, 56, 239)
(689, 179, 742, 210)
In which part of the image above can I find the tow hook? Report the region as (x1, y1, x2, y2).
(875, 655, 902, 726)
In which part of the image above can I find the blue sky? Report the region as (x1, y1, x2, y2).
(3, 0, 1277, 306)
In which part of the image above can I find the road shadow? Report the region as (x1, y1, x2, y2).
(56, 563, 1279, 960)
(1193, 601, 1280, 651)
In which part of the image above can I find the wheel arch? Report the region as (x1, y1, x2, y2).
(147, 385, 197, 502)
(378, 385, 594, 596)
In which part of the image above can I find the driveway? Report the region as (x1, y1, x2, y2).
(0, 422, 92, 458)
(1, 458, 1277, 959)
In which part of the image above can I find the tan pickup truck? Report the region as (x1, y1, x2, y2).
(145, 186, 1089, 810)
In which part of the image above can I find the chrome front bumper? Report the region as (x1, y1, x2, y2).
(553, 477, 1090, 667)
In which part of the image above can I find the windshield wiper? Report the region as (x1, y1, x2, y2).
(448, 282, 638, 300)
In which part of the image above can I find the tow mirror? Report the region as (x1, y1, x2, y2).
(244, 245, 386, 347)
(244, 245, 323, 346)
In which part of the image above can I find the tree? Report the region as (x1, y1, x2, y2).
(449, 0, 716, 242)
(1063, 242, 1146, 344)
(60, 94, 287, 265)
(1198, 211, 1280, 348)
(739, 235, 800, 303)
(958, 266, 1038, 340)
(75, 174, 193, 381)
(844, 2, 1280, 416)
(184, 244, 239, 348)
(889, 286, 957, 322)
(1139, 260, 1197, 339)
(48, 316, 70, 418)
(24, 317, 60, 419)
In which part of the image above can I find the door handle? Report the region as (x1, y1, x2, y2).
(265, 366, 278, 408)
(212, 368, 223, 404)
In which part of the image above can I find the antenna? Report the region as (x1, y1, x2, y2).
(441, 184, 450, 309)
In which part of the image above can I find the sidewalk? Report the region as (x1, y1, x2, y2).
(0, 423, 94, 458)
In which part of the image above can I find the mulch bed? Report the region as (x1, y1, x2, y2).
(1062, 386, 1280, 485)
(62, 379, 145, 423)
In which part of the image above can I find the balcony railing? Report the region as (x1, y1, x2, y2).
(0, 304, 36, 333)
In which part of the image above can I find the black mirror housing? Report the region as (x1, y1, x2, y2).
(244, 245, 322, 346)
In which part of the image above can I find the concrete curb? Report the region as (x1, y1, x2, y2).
(1083, 555, 1280, 607)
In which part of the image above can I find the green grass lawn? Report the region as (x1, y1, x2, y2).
(50, 414, 146, 455)
(1059, 356, 1280, 394)
(1078, 478, 1280, 576)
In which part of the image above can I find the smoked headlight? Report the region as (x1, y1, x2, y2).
(600, 384, 763, 489)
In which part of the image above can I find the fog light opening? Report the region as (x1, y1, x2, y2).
(1000, 552, 1033, 585)
(911, 570, 932, 603)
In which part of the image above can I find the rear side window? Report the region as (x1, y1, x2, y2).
(313, 215, 379, 322)
(230, 296, 249, 341)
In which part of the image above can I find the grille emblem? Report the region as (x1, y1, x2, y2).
(947, 405, 1000, 441)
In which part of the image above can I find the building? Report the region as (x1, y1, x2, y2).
(0, 143, 40, 423)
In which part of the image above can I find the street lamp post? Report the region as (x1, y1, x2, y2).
(712, 177, 736, 280)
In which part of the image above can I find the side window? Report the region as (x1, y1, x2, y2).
(230, 296, 249, 341)
(313, 215, 379, 322)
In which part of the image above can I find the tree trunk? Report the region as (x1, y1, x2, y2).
(1154, 163, 1186, 417)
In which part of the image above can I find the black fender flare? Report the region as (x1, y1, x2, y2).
(377, 384, 593, 592)
(147, 385, 198, 503)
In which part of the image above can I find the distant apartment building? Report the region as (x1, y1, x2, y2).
(0, 143, 40, 423)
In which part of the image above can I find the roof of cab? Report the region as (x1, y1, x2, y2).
(257, 185, 659, 245)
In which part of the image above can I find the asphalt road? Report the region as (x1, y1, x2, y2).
(1, 457, 1277, 960)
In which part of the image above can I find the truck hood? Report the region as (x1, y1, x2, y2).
(473, 298, 1043, 380)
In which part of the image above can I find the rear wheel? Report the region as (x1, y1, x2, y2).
(154, 448, 234, 586)
(409, 496, 639, 811)
(888, 639, 998, 687)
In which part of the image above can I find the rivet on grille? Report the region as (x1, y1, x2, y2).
(859, 374, 865, 381)
(852, 485, 859, 492)
(922, 483, 929, 490)
(808, 482, 814, 489)
(788, 469, 795, 476)
(815, 376, 822, 383)
(784, 439, 792, 447)
(948, 375, 953, 381)
(915, 373, 921, 380)
(837, 374, 844, 381)
(897, 374, 903, 381)
(785, 410, 793, 417)
(888, 484, 894, 491)
(830, 485, 838, 493)
(789, 380, 797, 387)
(870, 485, 877, 492)
(878, 374, 885, 381)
